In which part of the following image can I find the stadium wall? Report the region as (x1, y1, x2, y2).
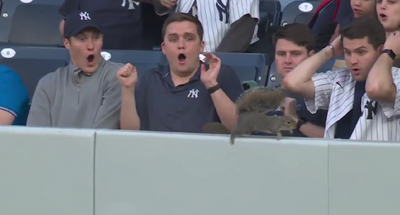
(0, 126, 399, 215)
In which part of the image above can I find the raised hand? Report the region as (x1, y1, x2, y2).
(200, 53, 221, 88)
(117, 63, 138, 91)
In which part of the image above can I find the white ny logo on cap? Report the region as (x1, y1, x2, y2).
(79, 12, 91, 21)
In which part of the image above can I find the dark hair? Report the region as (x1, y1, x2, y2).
(161, 13, 204, 41)
(272, 23, 315, 52)
(340, 17, 385, 49)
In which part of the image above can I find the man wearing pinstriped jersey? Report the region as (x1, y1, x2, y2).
(283, 17, 400, 141)
(153, 0, 260, 53)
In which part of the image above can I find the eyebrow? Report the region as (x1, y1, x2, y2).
(344, 46, 367, 51)
(167, 32, 196, 37)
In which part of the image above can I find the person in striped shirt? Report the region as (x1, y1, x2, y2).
(154, 0, 260, 53)
(283, 17, 400, 141)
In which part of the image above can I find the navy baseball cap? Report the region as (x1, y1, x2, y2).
(63, 11, 102, 38)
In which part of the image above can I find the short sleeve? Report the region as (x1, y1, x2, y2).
(59, 0, 80, 16)
(381, 68, 400, 117)
(0, 67, 29, 118)
(229, 0, 260, 24)
(135, 71, 150, 130)
(304, 70, 337, 114)
(217, 65, 244, 102)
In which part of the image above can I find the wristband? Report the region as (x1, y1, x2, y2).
(208, 83, 221, 94)
(382, 49, 396, 61)
(296, 117, 308, 131)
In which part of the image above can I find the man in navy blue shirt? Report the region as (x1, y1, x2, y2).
(0, 65, 30, 125)
(117, 13, 243, 133)
(59, 0, 153, 50)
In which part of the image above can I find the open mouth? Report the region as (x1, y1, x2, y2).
(178, 53, 187, 63)
(87, 54, 95, 63)
(379, 13, 387, 20)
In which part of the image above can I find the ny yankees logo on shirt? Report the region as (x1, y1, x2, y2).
(364, 100, 378, 120)
(121, 0, 140, 9)
(216, 0, 230, 23)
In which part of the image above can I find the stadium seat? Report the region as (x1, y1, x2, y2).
(264, 61, 280, 89)
(100, 50, 165, 77)
(261, 0, 282, 27)
(0, 45, 69, 99)
(0, 0, 64, 45)
(280, 1, 321, 26)
(264, 58, 343, 88)
(257, 8, 270, 38)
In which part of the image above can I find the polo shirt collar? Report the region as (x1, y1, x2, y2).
(157, 64, 202, 87)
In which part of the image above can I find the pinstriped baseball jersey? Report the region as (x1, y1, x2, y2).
(176, 0, 260, 52)
(305, 67, 400, 141)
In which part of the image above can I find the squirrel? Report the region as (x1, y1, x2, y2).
(230, 87, 297, 144)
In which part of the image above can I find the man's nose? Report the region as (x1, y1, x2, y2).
(284, 55, 292, 63)
(178, 38, 185, 49)
(86, 40, 94, 50)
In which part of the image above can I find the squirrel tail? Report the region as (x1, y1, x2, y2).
(235, 87, 286, 114)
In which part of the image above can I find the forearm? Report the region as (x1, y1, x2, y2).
(366, 54, 396, 103)
(152, 0, 172, 15)
(283, 47, 333, 97)
(216, 15, 257, 53)
(120, 89, 140, 130)
(299, 123, 325, 138)
(210, 89, 238, 131)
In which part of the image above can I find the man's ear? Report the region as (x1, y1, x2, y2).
(63, 38, 71, 49)
(378, 44, 384, 53)
(308, 50, 315, 56)
(200, 40, 205, 53)
(161, 41, 165, 55)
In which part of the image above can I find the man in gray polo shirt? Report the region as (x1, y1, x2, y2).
(118, 13, 243, 133)
(27, 11, 124, 129)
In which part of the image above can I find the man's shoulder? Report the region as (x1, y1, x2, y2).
(103, 60, 125, 71)
(0, 65, 18, 79)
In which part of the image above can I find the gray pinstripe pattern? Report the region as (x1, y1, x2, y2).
(176, 0, 260, 52)
(305, 67, 400, 141)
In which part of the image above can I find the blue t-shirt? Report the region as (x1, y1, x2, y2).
(0, 65, 30, 125)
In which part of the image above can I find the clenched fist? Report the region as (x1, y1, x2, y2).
(117, 63, 138, 91)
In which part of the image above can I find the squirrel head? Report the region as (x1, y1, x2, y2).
(278, 116, 297, 131)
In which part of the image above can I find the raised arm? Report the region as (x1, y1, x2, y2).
(283, 37, 341, 100)
(366, 31, 400, 117)
(117, 64, 142, 130)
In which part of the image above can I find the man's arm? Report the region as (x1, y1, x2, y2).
(152, 0, 177, 16)
(283, 46, 334, 100)
(120, 72, 148, 130)
(27, 75, 52, 127)
(216, 15, 258, 53)
(298, 123, 325, 138)
(92, 70, 122, 129)
(216, 0, 260, 53)
(297, 110, 327, 138)
(209, 66, 243, 131)
(366, 54, 400, 117)
(0, 68, 30, 125)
